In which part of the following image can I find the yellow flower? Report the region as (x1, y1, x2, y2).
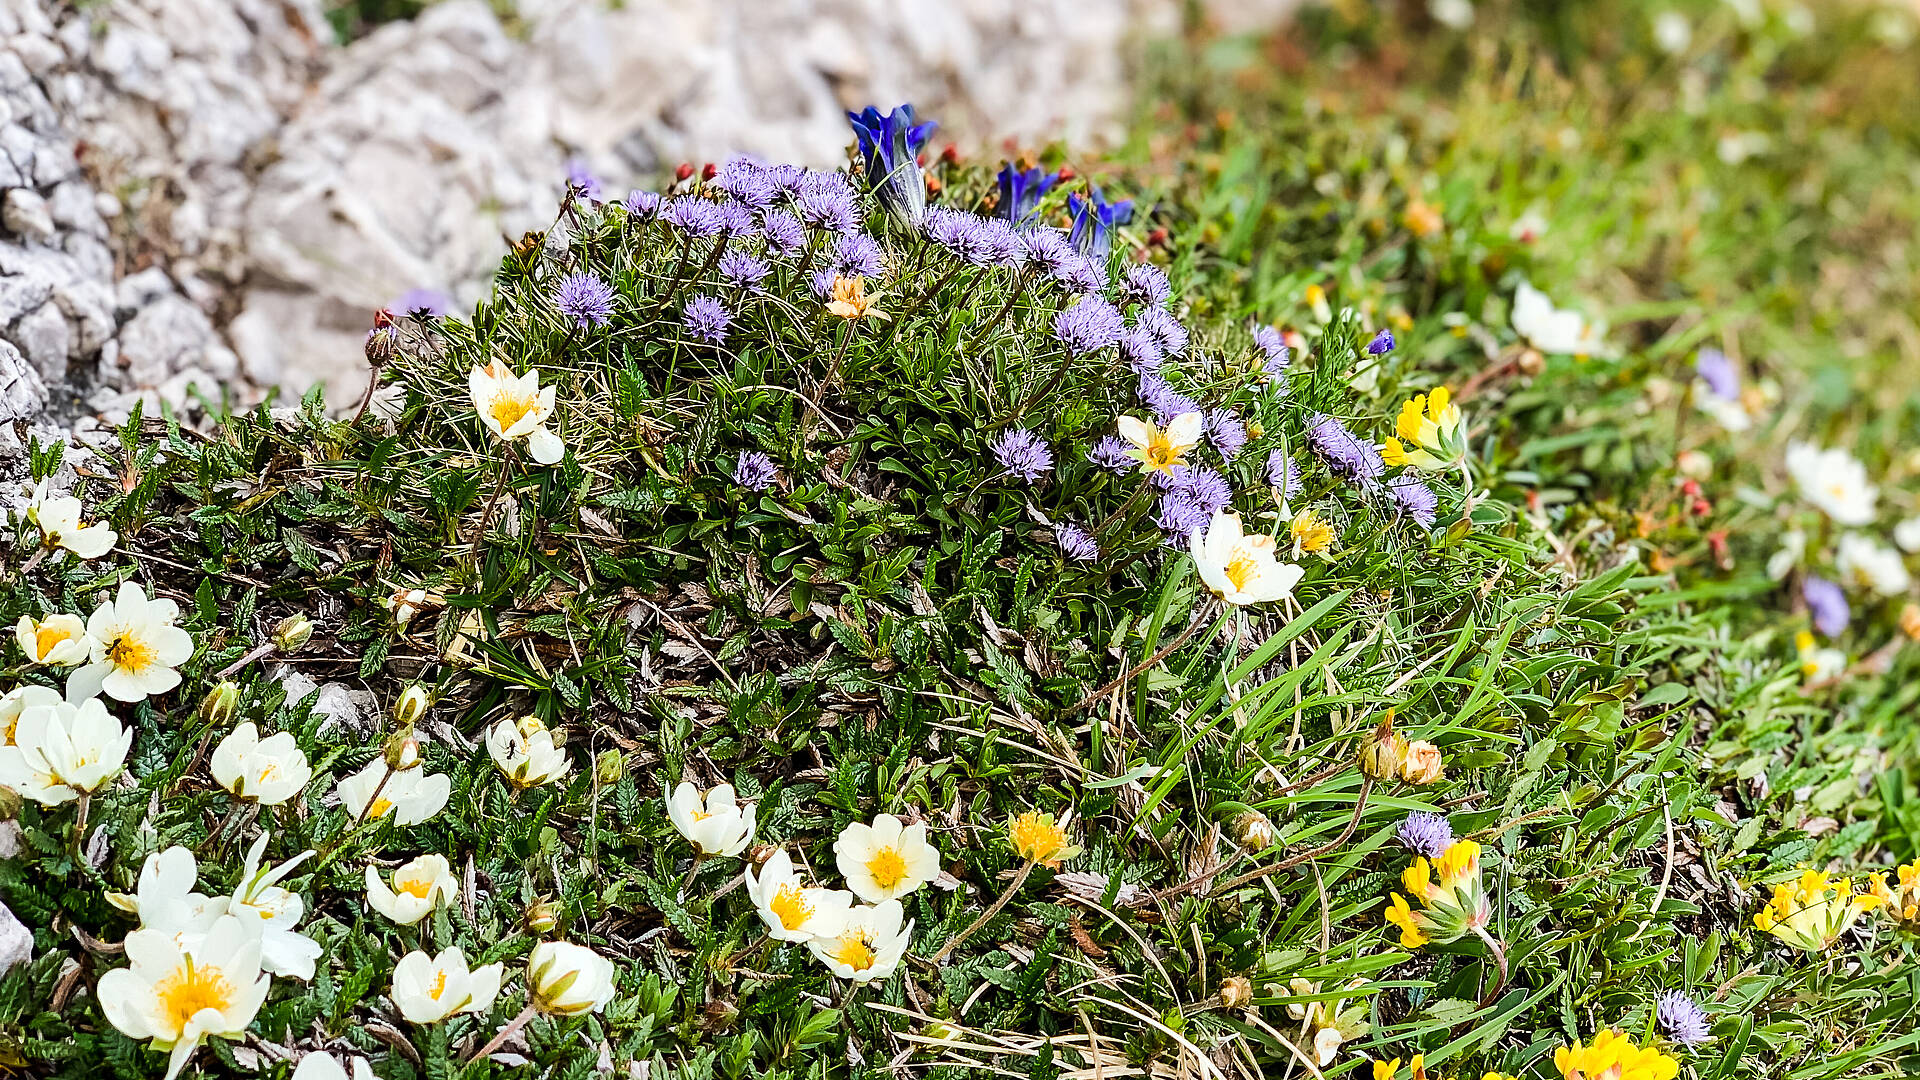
(1384, 893, 1427, 948)
(825, 275, 889, 321)
(1554, 1030, 1678, 1080)
(1880, 863, 1920, 931)
(1008, 810, 1081, 868)
(1373, 1058, 1400, 1080)
(1116, 412, 1205, 477)
(1403, 197, 1444, 239)
(1752, 869, 1883, 951)
(1381, 387, 1465, 472)
(1385, 840, 1489, 949)
(1289, 509, 1335, 559)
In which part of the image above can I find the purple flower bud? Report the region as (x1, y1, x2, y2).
(734, 451, 777, 491)
(990, 428, 1053, 482)
(1055, 522, 1098, 563)
(1396, 812, 1454, 858)
(623, 189, 662, 218)
(799, 184, 861, 234)
(682, 295, 731, 344)
(1253, 324, 1289, 365)
(557, 273, 615, 330)
(1054, 297, 1125, 356)
(1022, 229, 1076, 277)
(1366, 328, 1396, 356)
(1803, 576, 1850, 637)
(1695, 348, 1740, 401)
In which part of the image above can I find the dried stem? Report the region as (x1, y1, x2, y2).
(1066, 602, 1218, 714)
(929, 859, 1036, 966)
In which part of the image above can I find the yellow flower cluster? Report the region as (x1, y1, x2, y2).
(1370, 1055, 1512, 1080)
(1384, 840, 1488, 949)
(1870, 862, 1920, 932)
(1554, 1030, 1678, 1080)
(1381, 386, 1466, 471)
(1752, 869, 1884, 952)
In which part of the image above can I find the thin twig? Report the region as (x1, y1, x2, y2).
(1065, 602, 1218, 714)
(929, 860, 1036, 965)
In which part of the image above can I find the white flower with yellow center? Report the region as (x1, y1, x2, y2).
(485, 715, 572, 789)
(290, 1052, 376, 1080)
(1836, 533, 1910, 598)
(0, 696, 131, 804)
(666, 780, 757, 857)
(1796, 631, 1846, 685)
(1784, 442, 1878, 526)
(0, 683, 63, 745)
(66, 582, 195, 704)
(211, 722, 313, 806)
(834, 813, 940, 904)
(227, 833, 322, 981)
(1380, 386, 1466, 471)
(469, 361, 563, 465)
(745, 848, 854, 942)
(1115, 412, 1205, 477)
(1191, 509, 1305, 607)
(391, 946, 504, 1024)
(19, 480, 117, 560)
(365, 854, 457, 926)
(336, 758, 450, 826)
(104, 846, 225, 947)
(15, 613, 90, 667)
(527, 940, 617, 1015)
(97, 915, 272, 1080)
(806, 899, 912, 983)
(1512, 281, 1609, 357)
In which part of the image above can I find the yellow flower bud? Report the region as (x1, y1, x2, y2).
(271, 614, 313, 653)
(198, 681, 240, 727)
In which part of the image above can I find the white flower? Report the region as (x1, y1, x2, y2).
(1694, 384, 1753, 433)
(1836, 534, 1911, 598)
(1652, 11, 1692, 53)
(391, 946, 503, 1024)
(1191, 510, 1305, 607)
(0, 683, 63, 745)
(1116, 412, 1205, 477)
(745, 848, 854, 942)
(97, 915, 271, 1080)
(1512, 281, 1609, 357)
(336, 758, 450, 826)
(19, 480, 117, 560)
(1797, 631, 1846, 685)
(1767, 528, 1806, 582)
(526, 940, 617, 1015)
(1428, 0, 1474, 30)
(0, 696, 131, 804)
(1784, 442, 1878, 525)
(834, 813, 940, 904)
(666, 781, 756, 857)
(104, 846, 225, 947)
(291, 1052, 376, 1080)
(1897, 517, 1920, 554)
(227, 833, 322, 981)
(1508, 206, 1548, 244)
(485, 715, 571, 789)
(66, 582, 195, 704)
(211, 722, 313, 806)
(806, 899, 912, 983)
(469, 361, 563, 465)
(365, 854, 457, 926)
(15, 613, 90, 667)
(382, 586, 438, 628)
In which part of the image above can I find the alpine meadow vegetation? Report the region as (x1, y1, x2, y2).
(2, 2, 1919, 1079)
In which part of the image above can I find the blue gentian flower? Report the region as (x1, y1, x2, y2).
(996, 162, 1059, 224)
(847, 104, 937, 228)
(1067, 187, 1133, 261)
(1366, 328, 1396, 356)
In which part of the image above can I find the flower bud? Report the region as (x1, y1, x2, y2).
(594, 749, 625, 786)
(198, 681, 241, 727)
(384, 725, 420, 771)
(1357, 712, 1409, 781)
(1400, 741, 1446, 785)
(1217, 976, 1253, 1009)
(1230, 810, 1275, 852)
(524, 897, 562, 935)
(526, 941, 616, 1016)
(0, 785, 22, 820)
(393, 684, 430, 727)
(271, 614, 313, 653)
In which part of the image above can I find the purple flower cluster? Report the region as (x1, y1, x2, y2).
(1803, 576, 1850, 637)
(393, 287, 452, 318)
(1055, 522, 1099, 563)
(713, 200, 757, 238)
(1171, 467, 1232, 513)
(662, 197, 723, 238)
(1088, 436, 1135, 473)
(1154, 491, 1210, 546)
(1119, 328, 1164, 374)
(565, 158, 603, 201)
(1137, 374, 1199, 424)
(1137, 307, 1188, 357)
(1266, 451, 1301, 497)
(683, 295, 731, 344)
(1306, 412, 1385, 486)
(799, 180, 861, 233)
(1388, 474, 1439, 529)
(991, 428, 1053, 482)
(1695, 348, 1740, 401)
(734, 451, 777, 491)
(1253, 324, 1289, 365)
(1123, 263, 1172, 308)
(719, 250, 770, 290)
(1207, 409, 1247, 460)
(1655, 990, 1711, 1047)
(714, 157, 779, 209)
(557, 272, 615, 329)
(1396, 812, 1454, 858)
(1054, 297, 1125, 356)
(623, 189, 662, 218)
(924, 208, 1022, 268)
(762, 211, 806, 255)
(832, 232, 885, 279)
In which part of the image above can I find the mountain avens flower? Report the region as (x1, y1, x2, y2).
(667, 781, 757, 857)
(1836, 533, 1910, 596)
(1513, 280, 1609, 357)
(1381, 387, 1466, 471)
(15, 612, 89, 666)
(391, 947, 503, 1024)
(337, 758, 449, 825)
(807, 898, 912, 983)
(527, 941, 617, 1015)
(1191, 509, 1304, 606)
(996, 162, 1059, 224)
(0, 696, 131, 804)
(211, 722, 312, 806)
(486, 715, 571, 789)
(1554, 1030, 1679, 1080)
(835, 813, 940, 903)
(1117, 412, 1205, 477)
(67, 581, 195, 704)
(990, 428, 1053, 483)
(1008, 810, 1081, 868)
(468, 361, 563, 465)
(19, 482, 118, 560)
(1752, 869, 1883, 951)
(847, 104, 936, 228)
(1784, 442, 1879, 526)
(366, 854, 457, 926)
(98, 915, 270, 1080)
(744, 847, 853, 942)
(1067, 187, 1133, 260)
(556, 272, 615, 330)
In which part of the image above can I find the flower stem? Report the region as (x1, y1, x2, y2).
(678, 851, 708, 899)
(354, 764, 397, 827)
(1066, 601, 1218, 714)
(214, 642, 279, 681)
(929, 859, 1036, 966)
(467, 1001, 540, 1065)
(70, 793, 90, 861)
(468, 445, 518, 559)
(1471, 924, 1509, 1007)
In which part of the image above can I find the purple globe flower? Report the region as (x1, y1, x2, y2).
(624, 189, 662, 217)
(713, 200, 758, 238)
(1253, 324, 1289, 365)
(1055, 522, 1098, 563)
(799, 184, 861, 234)
(1067, 187, 1133, 260)
(924, 206, 980, 254)
(1138, 307, 1189, 357)
(1155, 492, 1210, 545)
(557, 272, 615, 329)
(997, 163, 1061, 225)
(1089, 436, 1135, 473)
(978, 218, 1025, 268)
(1306, 412, 1385, 486)
(393, 287, 452, 318)
(1655, 990, 1711, 1048)
(714, 157, 778, 209)
(1207, 409, 1248, 460)
(1388, 474, 1439, 529)
(832, 232, 886, 279)
(734, 451, 777, 491)
(847, 103, 935, 227)
(1366, 328, 1396, 356)
(719, 250, 770, 290)
(663, 197, 723, 237)
(1803, 576, 1850, 637)
(1266, 451, 1301, 498)
(1054, 297, 1125, 356)
(1695, 348, 1740, 401)
(1022, 229, 1076, 277)
(683, 295, 731, 344)
(1058, 254, 1109, 295)
(1123, 263, 1172, 308)
(1396, 812, 1454, 858)
(1120, 328, 1165, 374)
(809, 267, 838, 300)
(1176, 467, 1232, 513)
(565, 157, 603, 201)
(762, 211, 806, 255)
(764, 164, 806, 193)
(990, 428, 1053, 482)
(1137, 374, 1200, 425)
